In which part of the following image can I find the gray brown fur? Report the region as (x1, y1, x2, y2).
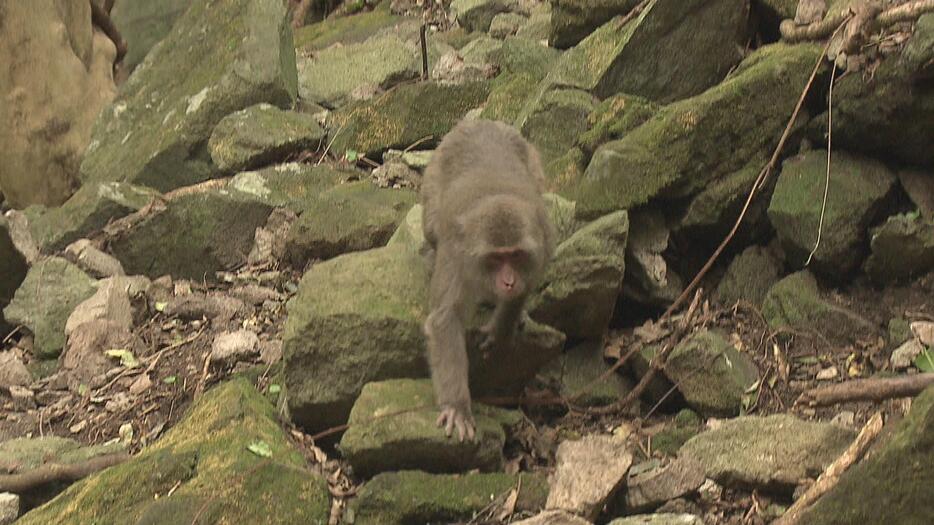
(421, 118, 554, 440)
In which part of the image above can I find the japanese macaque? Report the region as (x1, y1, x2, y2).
(421, 119, 555, 441)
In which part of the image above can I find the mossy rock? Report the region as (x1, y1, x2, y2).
(339, 379, 508, 477)
(678, 157, 772, 240)
(864, 213, 934, 284)
(537, 341, 633, 407)
(0, 217, 28, 335)
(293, 2, 404, 51)
(328, 81, 492, 158)
(568, 43, 821, 219)
(517, 88, 595, 167)
(227, 163, 354, 212)
(208, 103, 327, 172)
(549, 0, 641, 48)
(80, 0, 298, 192)
(577, 93, 658, 157)
(18, 379, 330, 525)
(450, 0, 511, 32)
(111, 0, 191, 73)
(481, 73, 541, 124)
(489, 36, 561, 79)
(715, 245, 782, 308)
(350, 470, 548, 524)
(3, 257, 96, 359)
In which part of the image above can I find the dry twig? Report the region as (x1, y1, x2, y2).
(797, 373, 934, 407)
(0, 453, 129, 493)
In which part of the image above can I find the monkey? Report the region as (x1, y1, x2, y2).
(421, 118, 554, 441)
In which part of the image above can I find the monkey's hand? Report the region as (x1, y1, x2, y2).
(437, 404, 476, 442)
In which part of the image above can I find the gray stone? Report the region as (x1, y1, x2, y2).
(0, 492, 18, 525)
(111, 0, 191, 73)
(897, 169, 934, 219)
(623, 210, 681, 306)
(514, 510, 593, 525)
(518, 88, 595, 167)
(0, 218, 28, 336)
(109, 188, 274, 281)
(0, 351, 32, 388)
(549, 0, 640, 48)
(64, 240, 126, 278)
(451, 0, 511, 32)
(208, 104, 327, 173)
(680, 414, 855, 490)
(624, 457, 706, 512)
(339, 379, 507, 477)
(297, 34, 419, 109)
(80, 0, 297, 192)
(62, 320, 142, 392)
(715, 245, 783, 308)
(762, 271, 876, 346)
(538, 341, 633, 407)
(3, 257, 97, 359)
(666, 330, 759, 417)
(210, 330, 260, 365)
(64, 277, 134, 338)
(864, 213, 934, 284)
(608, 514, 705, 525)
(768, 150, 897, 275)
(798, 385, 934, 525)
(546, 434, 633, 520)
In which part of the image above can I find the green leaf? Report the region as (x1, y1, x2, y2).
(105, 349, 140, 368)
(155, 301, 168, 312)
(345, 149, 358, 162)
(268, 384, 281, 394)
(247, 441, 273, 458)
(914, 348, 934, 373)
(163, 375, 177, 385)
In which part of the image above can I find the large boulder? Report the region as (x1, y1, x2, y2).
(798, 385, 934, 524)
(327, 81, 492, 158)
(18, 379, 330, 525)
(0, 0, 116, 208)
(767, 150, 896, 276)
(549, 0, 641, 49)
(293, 2, 404, 51)
(864, 213, 934, 285)
(715, 245, 783, 308)
(0, 218, 29, 336)
(567, 43, 822, 219)
(80, 0, 297, 192)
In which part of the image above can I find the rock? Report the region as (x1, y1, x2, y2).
(768, 150, 897, 275)
(17, 379, 329, 524)
(897, 169, 934, 219)
(517, 4, 552, 41)
(680, 414, 855, 491)
(762, 271, 875, 346)
(284, 182, 416, 266)
(0, 218, 29, 337)
(208, 104, 327, 173)
(665, 330, 759, 417)
(1, 212, 40, 264)
(623, 457, 706, 513)
(283, 243, 565, 431)
(109, 188, 274, 280)
(608, 514, 705, 525)
(490, 12, 527, 38)
(518, 88, 595, 168)
(891, 339, 925, 370)
(568, 43, 821, 218)
(8, 385, 35, 411)
(110, 0, 191, 73)
(227, 163, 351, 212)
(229, 284, 283, 306)
(431, 51, 497, 85)
(482, 73, 543, 124)
(546, 434, 633, 520)
(297, 34, 419, 109)
(530, 210, 628, 340)
(538, 342, 633, 407)
(258, 340, 283, 365)
(549, 0, 640, 48)
(328, 81, 491, 158)
(210, 330, 260, 366)
(26, 182, 159, 253)
(864, 213, 934, 284)
(715, 245, 783, 308)
(756, 0, 797, 18)
(0, 492, 18, 525)
(490, 36, 561, 79)
(62, 320, 142, 391)
(514, 510, 593, 525)
(623, 210, 682, 307)
(352, 470, 548, 524)
(162, 293, 248, 323)
(372, 160, 421, 188)
(797, 385, 934, 524)
(0, 351, 32, 388)
(64, 240, 126, 278)
(293, 2, 403, 51)
(677, 158, 771, 239)
(339, 379, 507, 476)
(810, 14, 934, 167)
(652, 409, 703, 456)
(451, 0, 511, 32)
(80, 0, 297, 192)
(0, 0, 116, 208)
(577, 94, 658, 158)
(3, 258, 97, 359)
(64, 277, 134, 338)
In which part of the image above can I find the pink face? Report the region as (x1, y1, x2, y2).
(486, 248, 527, 300)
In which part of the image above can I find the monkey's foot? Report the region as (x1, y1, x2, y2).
(436, 405, 476, 442)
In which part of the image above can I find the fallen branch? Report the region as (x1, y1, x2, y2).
(0, 452, 129, 493)
(774, 411, 884, 525)
(797, 373, 934, 407)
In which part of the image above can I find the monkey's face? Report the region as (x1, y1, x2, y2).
(483, 247, 531, 301)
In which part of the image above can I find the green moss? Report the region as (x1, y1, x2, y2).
(577, 93, 658, 156)
(481, 73, 540, 124)
(293, 3, 402, 51)
(351, 470, 548, 524)
(19, 379, 329, 525)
